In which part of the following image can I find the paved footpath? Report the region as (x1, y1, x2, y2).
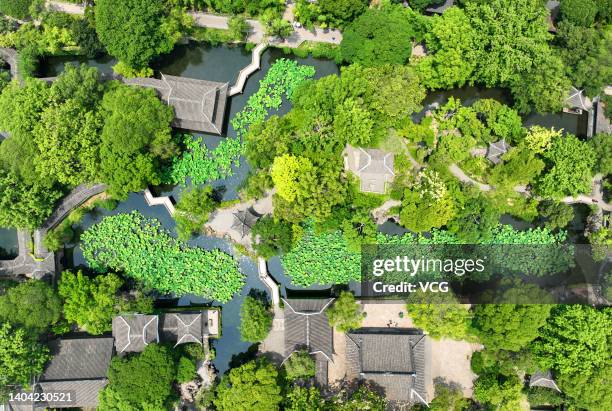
(46, 1, 341, 47)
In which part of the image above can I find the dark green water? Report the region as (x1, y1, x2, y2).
(0, 228, 18, 260)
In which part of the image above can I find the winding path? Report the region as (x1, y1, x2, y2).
(229, 43, 267, 96)
(45, 1, 342, 47)
(449, 164, 612, 212)
(258, 257, 280, 307)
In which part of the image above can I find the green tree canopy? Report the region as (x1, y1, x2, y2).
(0, 280, 62, 335)
(58, 271, 124, 335)
(214, 359, 282, 411)
(406, 296, 471, 340)
(472, 304, 552, 352)
(284, 351, 316, 381)
(99, 85, 175, 198)
(532, 305, 610, 376)
(251, 216, 293, 258)
(0, 0, 33, 19)
(589, 133, 612, 175)
(473, 372, 523, 411)
(284, 386, 324, 411)
(340, 4, 421, 66)
(174, 185, 218, 241)
(326, 291, 364, 333)
(99, 344, 177, 410)
(95, 0, 186, 70)
(239, 296, 273, 343)
(560, 0, 599, 26)
(0, 323, 50, 401)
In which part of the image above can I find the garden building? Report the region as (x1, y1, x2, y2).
(112, 311, 219, 354)
(344, 145, 395, 194)
(231, 209, 259, 238)
(425, 0, 455, 14)
(123, 74, 229, 134)
(486, 139, 510, 165)
(564, 87, 593, 114)
(5, 337, 114, 410)
(529, 370, 562, 392)
(283, 298, 335, 386)
(346, 329, 429, 406)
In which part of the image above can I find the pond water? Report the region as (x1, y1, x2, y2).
(53, 44, 339, 373)
(413, 85, 589, 137)
(0, 228, 18, 260)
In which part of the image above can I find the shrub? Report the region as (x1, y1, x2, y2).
(239, 296, 272, 342)
(0, 0, 33, 19)
(326, 291, 364, 333)
(284, 351, 315, 380)
(176, 356, 197, 383)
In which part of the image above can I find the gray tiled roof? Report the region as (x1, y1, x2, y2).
(112, 314, 159, 353)
(41, 338, 113, 381)
(486, 139, 510, 164)
(123, 74, 229, 134)
(346, 330, 428, 404)
(564, 87, 592, 111)
(37, 380, 107, 408)
(160, 312, 207, 346)
(426, 0, 454, 14)
(344, 145, 394, 194)
(283, 298, 334, 361)
(529, 370, 562, 392)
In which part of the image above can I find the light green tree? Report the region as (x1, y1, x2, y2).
(326, 291, 364, 333)
(284, 351, 315, 380)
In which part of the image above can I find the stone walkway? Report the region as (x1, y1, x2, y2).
(450, 163, 612, 212)
(229, 43, 267, 96)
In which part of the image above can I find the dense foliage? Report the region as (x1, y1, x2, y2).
(239, 296, 273, 342)
(0, 323, 50, 402)
(81, 212, 244, 302)
(326, 291, 364, 333)
(95, 0, 190, 71)
(214, 359, 282, 411)
(0, 0, 33, 19)
(0, 280, 62, 335)
(284, 351, 316, 380)
(99, 344, 177, 410)
(251, 216, 293, 258)
(174, 185, 218, 241)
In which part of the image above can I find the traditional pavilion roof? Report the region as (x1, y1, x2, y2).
(34, 338, 114, 409)
(160, 312, 209, 346)
(346, 330, 428, 405)
(123, 74, 229, 134)
(564, 87, 593, 111)
(529, 370, 562, 392)
(344, 145, 395, 194)
(283, 298, 335, 362)
(426, 0, 454, 14)
(113, 312, 218, 354)
(112, 314, 159, 353)
(231, 209, 259, 238)
(486, 139, 510, 164)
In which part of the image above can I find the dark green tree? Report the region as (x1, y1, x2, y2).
(319, 0, 368, 26)
(0, 280, 62, 335)
(251, 216, 293, 258)
(589, 133, 612, 175)
(214, 359, 282, 411)
(326, 291, 364, 333)
(99, 85, 176, 199)
(560, 0, 598, 26)
(0, 323, 50, 402)
(95, 0, 185, 70)
(98, 344, 177, 410)
(176, 356, 196, 383)
(174, 186, 218, 241)
(239, 296, 273, 343)
(537, 201, 574, 230)
(473, 372, 523, 411)
(472, 304, 552, 352)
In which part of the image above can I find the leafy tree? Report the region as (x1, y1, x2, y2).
(472, 304, 551, 352)
(447, 191, 500, 243)
(590, 133, 612, 175)
(340, 4, 419, 66)
(536, 134, 595, 198)
(228, 15, 249, 41)
(319, 0, 368, 26)
(239, 296, 272, 343)
(557, 364, 612, 411)
(174, 185, 218, 241)
(271, 154, 315, 202)
(473, 372, 523, 411)
(214, 359, 282, 411)
(251, 216, 293, 258)
(426, 383, 471, 411)
(537, 201, 574, 230)
(0, 280, 62, 335)
(71, 6, 105, 58)
(560, 0, 598, 26)
(284, 386, 324, 411)
(333, 99, 374, 146)
(406, 297, 471, 340)
(418, 7, 478, 89)
(0, 169, 62, 229)
(99, 344, 177, 410)
(0, 0, 33, 19)
(99, 85, 175, 199)
(532, 305, 610, 376)
(261, 9, 293, 39)
(58, 271, 124, 335)
(284, 351, 315, 380)
(527, 386, 564, 408)
(0, 323, 50, 401)
(523, 126, 562, 153)
(176, 356, 196, 383)
(95, 0, 187, 70)
(331, 385, 387, 411)
(326, 291, 363, 333)
(49, 63, 105, 109)
(489, 146, 545, 188)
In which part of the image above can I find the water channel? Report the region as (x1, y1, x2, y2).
(5, 42, 590, 372)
